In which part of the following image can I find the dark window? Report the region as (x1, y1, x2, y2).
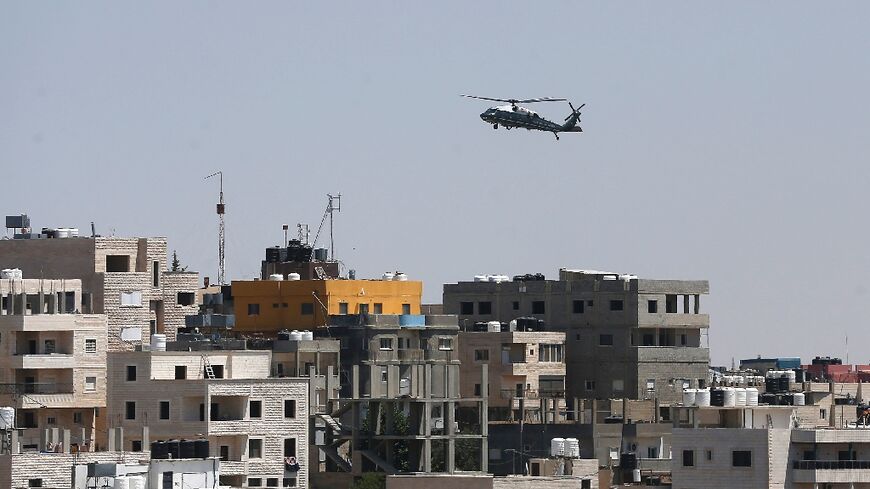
(573, 300, 584, 314)
(402, 303, 411, 315)
(512, 301, 519, 310)
(267, 479, 279, 488)
(474, 349, 489, 361)
(359, 303, 369, 315)
(609, 300, 623, 311)
(373, 303, 383, 314)
(460, 302, 474, 315)
(474, 384, 482, 396)
(125, 401, 136, 420)
(682, 450, 694, 467)
(532, 301, 545, 314)
(126, 365, 137, 381)
(284, 399, 296, 418)
(648, 300, 658, 313)
(706, 449, 713, 461)
(220, 445, 229, 461)
(284, 438, 296, 457)
(28, 480, 43, 488)
(177, 292, 195, 306)
(106, 255, 130, 272)
(283, 478, 297, 487)
(160, 401, 170, 420)
(132, 440, 142, 452)
(338, 303, 348, 314)
(162, 472, 173, 489)
(599, 334, 614, 346)
(478, 301, 492, 315)
(205, 365, 224, 379)
(273, 303, 279, 309)
(152, 261, 160, 287)
(248, 303, 260, 316)
(732, 450, 751, 467)
(175, 366, 187, 379)
(22, 412, 36, 428)
(666, 295, 678, 313)
(642, 333, 655, 346)
(803, 450, 816, 461)
(301, 303, 314, 315)
(250, 400, 263, 418)
(248, 478, 262, 487)
(249, 439, 263, 459)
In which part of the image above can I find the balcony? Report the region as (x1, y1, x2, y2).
(792, 429, 870, 444)
(499, 389, 566, 400)
(635, 346, 709, 363)
(397, 349, 424, 362)
(11, 354, 75, 370)
(425, 349, 456, 362)
(0, 382, 74, 395)
(792, 460, 870, 483)
(638, 313, 709, 328)
(0, 383, 77, 408)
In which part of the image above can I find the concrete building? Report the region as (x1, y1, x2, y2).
(107, 344, 310, 488)
(444, 269, 710, 403)
(0, 230, 200, 350)
(458, 328, 566, 422)
(0, 277, 108, 449)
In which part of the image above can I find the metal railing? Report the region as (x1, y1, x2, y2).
(793, 460, 870, 470)
(0, 382, 74, 395)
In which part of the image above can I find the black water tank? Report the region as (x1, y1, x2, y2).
(711, 388, 725, 406)
(166, 440, 180, 459)
(766, 378, 780, 394)
(778, 376, 790, 392)
(150, 441, 167, 459)
(760, 393, 778, 405)
(194, 439, 209, 458)
(620, 453, 637, 470)
(180, 440, 196, 459)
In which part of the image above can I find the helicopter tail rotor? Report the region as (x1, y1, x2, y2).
(564, 102, 585, 122)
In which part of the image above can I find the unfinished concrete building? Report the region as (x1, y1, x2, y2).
(444, 269, 710, 403)
(0, 223, 200, 350)
(311, 314, 488, 485)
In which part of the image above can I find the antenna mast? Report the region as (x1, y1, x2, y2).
(205, 171, 226, 285)
(327, 193, 341, 260)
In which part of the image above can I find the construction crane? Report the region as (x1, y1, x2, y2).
(205, 171, 226, 285)
(313, 193, 341, 260)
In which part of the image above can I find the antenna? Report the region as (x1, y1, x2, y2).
(327, 193, 341, 260)
(205, 171, 226, 285)
(297, 223, 310, 245)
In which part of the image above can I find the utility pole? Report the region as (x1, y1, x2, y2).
(205, 171, 225, 285)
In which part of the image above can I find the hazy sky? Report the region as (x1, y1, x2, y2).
(3, 3, 870, 365)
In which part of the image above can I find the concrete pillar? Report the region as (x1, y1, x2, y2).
(107, 428, 116, 452)
(352, 365, 360, 399)
(36, 290, 44, 315)
(142, 426, 149, 451)
(423, 439, 432, 472)
(481, 364, 489, 473)
(693, 295, 700, 314)
(62, 429, 71, 453)
(115, 427, 124, 451)
(10, 429, 19, 454)
(683, 295, 690, 314)
(78, 428, 87, 450)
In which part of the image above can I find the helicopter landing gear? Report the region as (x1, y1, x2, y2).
(493, 124, 498, 129)
(554, 132, 560, 140)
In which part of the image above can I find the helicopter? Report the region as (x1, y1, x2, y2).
(461, 95, 584, 140)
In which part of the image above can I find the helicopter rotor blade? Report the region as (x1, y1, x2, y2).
(461, 95, 566, 104)
(460, 94, 516, 103)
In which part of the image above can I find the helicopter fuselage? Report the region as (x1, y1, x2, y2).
(480, 105, 568, 133)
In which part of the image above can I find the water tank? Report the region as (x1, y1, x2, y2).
(1, 268, 22, 279)
(793, 393, 806, 406)
(0, 407, 14, 429)
(55, 228, 71, 239)
(735, 388, 747, 407)
(723, 387, 736, 407)
(301, 331, 314, 341)
(394, 273, 408, 281)
(289, 330, 303, 341)
(487, 321, 501, 333)
(194, 439, 209, 458)
(711, 389, 725, 407)
(488, 275, 509, 283)
(632, 468, 642, 483)
(166, 440, 180, 459)
(382, 272, 395, 281)
(786, 370, 797, 383)
(287, 273, 301, 281)
(507, 319, 517, 332)
(268, 274, 284, 281)
(180, 440, 196, 459)
(695, 389, 711, 407)
(550, 438, 565, 457)
(778, 376, 790, 393)
(473, 275, 488, 282)
(68, 228, 79, 237)
(151, 334, 167, 352)
(682, 388, 696, 406)
(313, 248, 329, 261)
(565, 438, 580, 458)
(746, 387, 759, 406)
(151, 441, 168, 459)
(127, 476, 145, 489)
(113, 477, 130, 489)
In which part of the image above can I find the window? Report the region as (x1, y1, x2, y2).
(460, 302, 474, 314)
(379, 338, 393, 350)
(474, 384, 482, 396)
(359, 303, 369, 315)
(301, 303, 314, 315)
(28, 479, 43, 488)
(474, 349, 489, 361)
(599, 334, 614, 346)
(283, 478, 297, 487)
(380, 367, 388, 383)
(248, 303, 260, 316)
(160, 401, 170, 420)
(85, 376, 97, 392)
(205, 365, 224, 379)
(532, 301, 545, 314)
(820, 408, 827, 419)
(120, 291, 142, 307)
(732, 450, 752, 467)
(680, 334, 687, 346)
(438, 337, 453, 350)
(705, 449, 713, 461)
(478, 301, 492, 315)
(284, 399, 296, 418)
(248, 439, 263, 459)
(267, 479, 279, 488)
(248, 478, 263, 487)
(573, 300, 584, 314)
(152, 261, 160, 287)
(612, 379, 624, 391)
(585, 380, 596, 391)
(106, 255, 130, 272)
(126, 365, 137, 382)
(177, 292, 195, 306)
(648, 447, 658, 458)
(512, 301, 519, 310)
(175, 366, 187, 380)
(682, 450, 694, 467)
(666, 294, 678, 313)
(273, 302, 280, 309)
(284, 438, 296, 457)
(648, 300, 658, 313)
(402, 303, 411, 315)
(125, 401, 136, 420)
(43, 340, 56, 354)
(250, 400, 262, 418)
(220, 445, 229, 461)
(338, 302, 348, 314)
(132, 440, 142, 452)
(46, 417, 56, 425)
(538, 344, 564, 362)
(609, 300, 623, 311)
(373, 303, 383, 314)
(646, 379, 655, 391)
(73, 412, 83, 424)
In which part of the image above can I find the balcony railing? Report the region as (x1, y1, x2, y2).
(0, 382, 74, 395)
(397, 349, 424, 361)
(500, 389, 566, 400)
(793, 460, 870, 470)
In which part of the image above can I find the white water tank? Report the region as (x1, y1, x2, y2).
(746, 387, 759, 406)
(793, 393, 806, 406)
(150, 334, 167, 352)
(382, 272, 395, 281)
(682, 388, 696, 406)
(565, 438, 580, 458)
(550, 438, 565, 457)
(786, 370, 797, 383)
(632, 468, 641, 483)
(268, 274, 284, 281)
(0, 407, 14, 429)
(127, 477, 145, 489)
(1, 268, 22, 279)
(695, 389, 711, 407)
(114, 477, 130, 489)
(289, 330, 303, 341)
(487, 321, 501, 333)
(394, 273, 408, 281)
(473, 275, 488, 282)
(735, 388, 747, 407)
(55, 228, 71, 239)
(301, 331, 314, 341)
(723, 387, 736, 407)
(287, 272, 301, 281)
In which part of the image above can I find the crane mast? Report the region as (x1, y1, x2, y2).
(205, 171, 226, 285)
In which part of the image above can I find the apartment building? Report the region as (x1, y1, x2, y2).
(0, 277, 108, 448)
(444, 269, 710, 403)
(458, 327, 566, 422)
(107, 345, 310, 488)
(0, 226, 200, 350)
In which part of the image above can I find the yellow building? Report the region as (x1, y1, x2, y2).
(232, 279, 423, 333)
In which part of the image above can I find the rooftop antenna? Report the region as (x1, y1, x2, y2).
(313, 193, 341, 260)
(282, 224, 289, 246)
(205, 171, 225, 285)
(297, 223, 310, 245)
